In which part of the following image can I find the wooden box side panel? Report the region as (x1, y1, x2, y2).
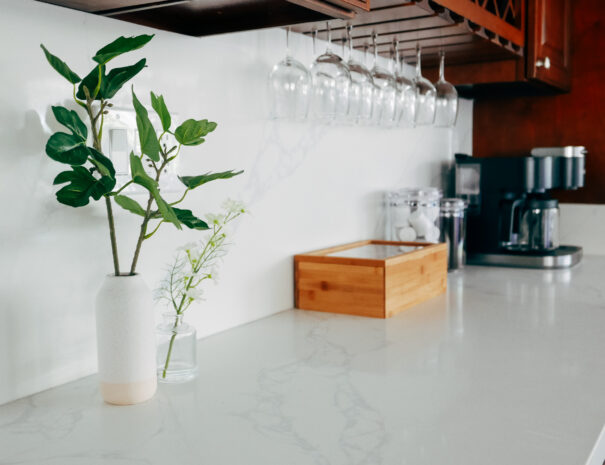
(295, 261, 385, 318)
(384, 246, 447, 318)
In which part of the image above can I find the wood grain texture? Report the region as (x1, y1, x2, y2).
(295, 241, 448, 319)
(384, 244, 448, 318)
(473, 0, 605, 204)
(296, 261, 385, 318)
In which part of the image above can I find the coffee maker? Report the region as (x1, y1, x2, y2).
(455, 147, 586, 268)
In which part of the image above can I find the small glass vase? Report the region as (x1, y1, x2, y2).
(156, 313, 197, 383)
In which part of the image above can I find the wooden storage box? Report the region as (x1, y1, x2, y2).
(294, 240, 447, 319)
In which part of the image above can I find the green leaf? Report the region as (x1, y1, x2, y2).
(76, 59, 146, 101)
(104, 59, 146, 99)
(173, 208, 209, 230)
(129, 153, 181, 229)
(93, 34, 154, 65)
(40, 44, 81, 84)
(114, 194, 146, 216)
(53, 166, 115, 207)
(45, 133, 89, 165)
(178, 170, 244, 190)
(174, 119, 217, 146)
(51, 106, 87, 140)
(88, 147, 116, 178)
(90, 174, 116, 200)
(76, 64, 105, 100)
(132, 88, 161, 162)
(150, 92, 171, 132)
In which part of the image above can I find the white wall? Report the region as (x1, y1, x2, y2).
(0, 0, 472, 405)
(560, 204, 605, 255)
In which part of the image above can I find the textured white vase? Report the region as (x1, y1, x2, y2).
(95, 274, 157, 405)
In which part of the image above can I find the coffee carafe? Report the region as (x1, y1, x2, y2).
(500, 196, 560, 252)
(519, 198, 560, 251)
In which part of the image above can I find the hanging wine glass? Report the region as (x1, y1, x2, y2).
(345, 25, 375, 125)
(370, 32, 397, 127)
(393, 38, 417, 128)
(434, 50, 458, 127)
(268, 27, 311, 121)
(413, 44, 436, 126)
(310, 22, 351, 123)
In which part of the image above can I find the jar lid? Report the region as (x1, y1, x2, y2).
(440, 198, 466, 212)
(387, 187, 442, 202)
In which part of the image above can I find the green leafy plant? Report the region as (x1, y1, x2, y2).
(41, 35, 243, 275)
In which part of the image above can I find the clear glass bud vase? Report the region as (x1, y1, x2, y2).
(156, 313, 197, 383)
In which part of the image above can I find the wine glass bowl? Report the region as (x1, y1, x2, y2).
(434, 50, 458, 128)
(268, 27, 311, 121)
(413, 45, 436, 126)
(370, 32, 397, 127)
(345, 27, 375, 125)
(393, 39, 417, 128)
(268, 57, 311, 121)
(396, 70, 417, 128)
(310, 23, 351, 123)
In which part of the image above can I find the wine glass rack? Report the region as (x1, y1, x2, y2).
(291, 0, 526, 68)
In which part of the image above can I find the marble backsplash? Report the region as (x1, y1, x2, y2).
(0, 0, 472, 405)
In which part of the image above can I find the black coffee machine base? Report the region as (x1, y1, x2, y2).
(467, 246, 583, 269)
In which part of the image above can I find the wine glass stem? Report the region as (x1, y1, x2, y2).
(439, 50, 445, 81)
(416, 44, 422, 78)
(347, 25, 353, 57)
(326, 22, 332, 53)
(373, 32, 378, 67)
(313, 28, 317, 56)
(286, 27, 290, 57)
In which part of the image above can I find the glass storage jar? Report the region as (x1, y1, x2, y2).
(156, 313, 197, 383)
(386, 187, 442, 243)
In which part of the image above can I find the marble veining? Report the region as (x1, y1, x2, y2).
(2, 258, 605, 465)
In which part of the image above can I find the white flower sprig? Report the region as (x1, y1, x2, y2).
(155, 199, 247, 315)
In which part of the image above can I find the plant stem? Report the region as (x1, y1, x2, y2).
(144, 220, 164, 240)
(104, 196, 120, 276)
(85, 96, 120, 276)
(162, 325, 178, 379)
(113, 180, 133, 196)
(170, 189, 189, 206)
(129, 157, 168, 275)
(129, 195, 154, 275)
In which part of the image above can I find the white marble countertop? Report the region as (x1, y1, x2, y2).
(2, 258, 605, 465)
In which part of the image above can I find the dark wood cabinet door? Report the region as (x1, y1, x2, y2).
(527, 0, 572, 90)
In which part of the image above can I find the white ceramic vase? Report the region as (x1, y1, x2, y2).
(95, 274, 157, 405)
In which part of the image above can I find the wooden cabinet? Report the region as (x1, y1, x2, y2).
(473, 0, 605, 204)
(39, 0, 363, 35)
(292, 0, 525, 69)
(38, 0, 571, 92)
(427, 0, 573, 94)
(40, 0, 525, 68)
(527, 0, 572, 90)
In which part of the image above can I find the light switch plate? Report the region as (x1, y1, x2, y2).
(100, 105, 181, 194)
